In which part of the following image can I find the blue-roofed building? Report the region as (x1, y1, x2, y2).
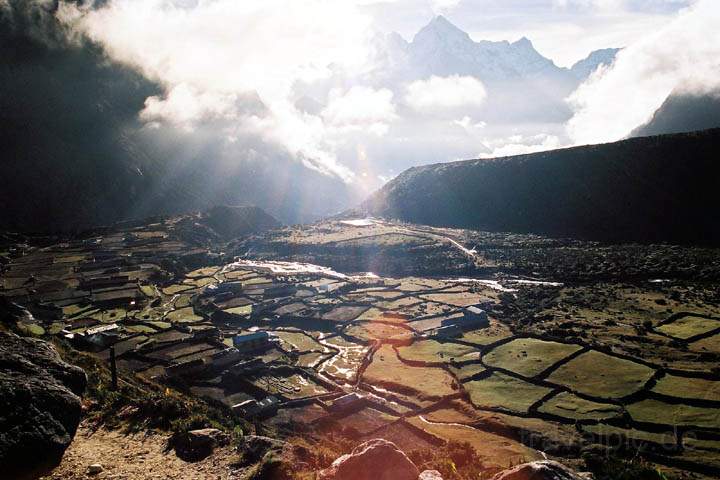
(233, 331, 270, 352)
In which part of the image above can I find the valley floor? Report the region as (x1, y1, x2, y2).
(3, 215, 720, 479)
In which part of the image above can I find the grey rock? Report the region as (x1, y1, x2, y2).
(490, 460, 589, 480)
(87, 463, 104, 475)
(318, 438, 419, 480)
(0, 331, 87, 479)
(419, 470, 444, 480)
(172, 428, 230, 462)
(237, 435, 289, 465)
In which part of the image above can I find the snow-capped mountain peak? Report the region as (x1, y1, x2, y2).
(570, 47, 622, 80)
(412, 15, 473, 51)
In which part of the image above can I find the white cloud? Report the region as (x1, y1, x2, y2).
(453, 115, 486, 132)
(405, 75, 487, 110)
(322, 86, 397, 134)
(480, 133, 564, 158)
(566, 0, 720, 144)
(140, 84, 244, 129)
(68, 0, 379, 181)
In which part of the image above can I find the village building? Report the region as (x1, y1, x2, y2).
(463, 306, 489, 325)
(232, 396, 279, 418)
(233, 331, 271, 352)
(210, 347, 242, 368)
(90, 288, 144, 308)
(328, 392, 365, 413)
(439, 306, 489, 330)
(166, 358, 206, 378)
(80, 275, 132, 291)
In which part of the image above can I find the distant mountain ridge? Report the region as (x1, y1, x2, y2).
(298, 16, 619, 128)
(570, 47, 621, 80)
(362, 128, 720, 245)
(384, 16, 614, 84)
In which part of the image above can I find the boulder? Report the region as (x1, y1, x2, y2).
(490, 460, 589, 480)
(0, 331, 87, 479)
(172, 428, 230, 461)
(318, 439, 420, 480)
(238, 435, 289, 462)
(237, 435, 299, 479)
(419, 470, 444, 480)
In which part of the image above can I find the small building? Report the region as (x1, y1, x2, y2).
(202, 282, 244, 297)
(85, 323, 119, 336)
(80, 275, 131, 291)
(328, 392, 365, 413)
(210, 347, 242, 368)
(463, 306, 489, 326)
(440, 306, 489, 330)
(229, 358, 265, 375)
(166, 358, 206, 378)
(232, 331, 270, 352)
(71, 323, 120, 351)
(432, 325, 462, 338)
(232, 396, 279, 418)
(90, 288, 144, 308)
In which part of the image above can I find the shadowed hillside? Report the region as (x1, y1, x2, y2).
(363, 129, 720, 244)
(632, 90, 720, 137)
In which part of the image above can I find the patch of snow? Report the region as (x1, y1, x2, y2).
(340, 219, 375, 227)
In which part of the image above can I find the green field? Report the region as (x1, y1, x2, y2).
(459, 320, 513, 346)
(166, 307, 204, 323)
(538, 391, 623, 421)
(627, 399, 720, 429)
(449, 362, 486, 381)
(656, 315, 720, 340)
(652, 374, 720, 402)
(547, 350, 655, 398)
(397, 339, 477, 364)
(162, 284, 194, 295)
(222, 305, 252, 317)
(273, 330, 323, 352)
(464, 372, 552, 413)
(483, 338, 582, 378)
(581, 424, 676, 447)
(363, 345, 458, 402)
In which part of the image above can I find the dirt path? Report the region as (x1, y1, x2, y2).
(41, 422, 241, 480)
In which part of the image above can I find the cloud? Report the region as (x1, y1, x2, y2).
(431, 0, 462, 13)
(480, 133, 563, 157)
(453, 115, 486, 131)
(322, 86, 397, 135)
(553, 0, 695, 11)
(405, 75, 487, 110)
(67, 0, 379, 181)
(566, 0, 720, 144)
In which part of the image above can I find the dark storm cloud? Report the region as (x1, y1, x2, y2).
(0, 0, 353, 232)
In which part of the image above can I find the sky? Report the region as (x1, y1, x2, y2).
(54, 0, 717, 195)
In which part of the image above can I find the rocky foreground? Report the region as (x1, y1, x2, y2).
(0, 332, 86, 479)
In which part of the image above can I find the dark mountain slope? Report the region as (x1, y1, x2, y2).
(199, 205, 281, 241)
(363, 129, 720, 244)
(632, 89, 720, 137)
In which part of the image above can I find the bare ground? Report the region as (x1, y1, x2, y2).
(41, 421, 241, 480)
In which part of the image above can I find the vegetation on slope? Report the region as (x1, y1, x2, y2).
(363, 129, 720, 244)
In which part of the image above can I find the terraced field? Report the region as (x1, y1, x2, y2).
(2, 217, 720, 478)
